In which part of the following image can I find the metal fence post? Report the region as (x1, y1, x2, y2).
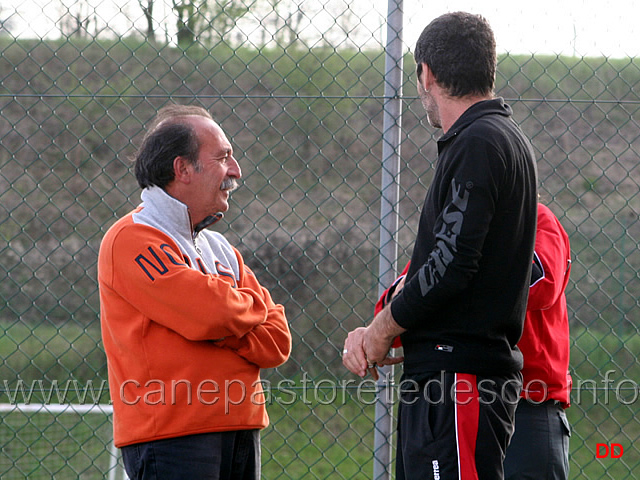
(374, 0, 404, 478)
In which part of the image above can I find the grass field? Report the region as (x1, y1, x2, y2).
(1, 390, 636, 479)
(0, 389, 637, 479)
(262, 396, 376, 479)
(0, 409, 113, 479)
(0, 324, 638, 479)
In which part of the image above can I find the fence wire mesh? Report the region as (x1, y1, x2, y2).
(0, 0, 639, 479)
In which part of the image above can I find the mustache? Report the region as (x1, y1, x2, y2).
(220, 177, 239, 192)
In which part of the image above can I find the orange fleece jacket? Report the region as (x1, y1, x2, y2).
(98, 187, 291, 447)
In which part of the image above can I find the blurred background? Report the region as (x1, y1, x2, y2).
(0, 0, 638, 478)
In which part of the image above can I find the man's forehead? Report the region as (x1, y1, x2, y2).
(193, 118, 233, 151)
(153, 113, 217, 131)
(182, 114, 218, 128)
(154, 114, 232, 154)
(183, 116, 227, 141)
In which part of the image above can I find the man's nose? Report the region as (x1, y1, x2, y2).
(228, 156, 242, 178)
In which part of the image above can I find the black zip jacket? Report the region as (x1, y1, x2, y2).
(391, 98, 538, 377)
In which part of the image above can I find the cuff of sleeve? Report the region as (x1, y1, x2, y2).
(390, 295, 413, 330)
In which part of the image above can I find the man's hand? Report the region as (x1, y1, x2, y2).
(342, 306, 405, 380)
(342, 327, 370, 378)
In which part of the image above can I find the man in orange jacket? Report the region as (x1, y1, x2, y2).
(98, 104, 291, 480)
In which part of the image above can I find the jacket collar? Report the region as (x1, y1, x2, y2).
(140, 186, 194, 240)
(140, 186, 224, 239)
(439, 97, 512, 144)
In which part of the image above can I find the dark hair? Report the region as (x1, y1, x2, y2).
(134, 104, 212, 189)
(414, 12, 496, 97)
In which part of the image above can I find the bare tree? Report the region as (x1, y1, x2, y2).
(259, 0, 303, 48)
(57, 0, 96, 39)
(173, 0, 205, 46)
(0, 6, 16, 35)
(139, 0, 156, 42)
(207, 0, 249, 43)
(284, 7, 303, 47)
(172, 0, 249, 47)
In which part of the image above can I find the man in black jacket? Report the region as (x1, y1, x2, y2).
(343, 12, 538, 480)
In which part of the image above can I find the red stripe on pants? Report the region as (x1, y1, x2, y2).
(455, 373, 480, 480)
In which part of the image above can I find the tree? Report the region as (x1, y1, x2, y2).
(139, 0, 156, 42)
(0, 6, 16, 35)
(207, 0, 250, 43)
(259, 0, 304, 48)
(172, 0, 249, 47)
(283, 7, 303, 47)
(58, 1, 94, 39)
(173, 0, 206, 46)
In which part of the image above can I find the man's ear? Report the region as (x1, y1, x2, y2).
(419, 62, 435, 92)
(172, 156, 192, 184)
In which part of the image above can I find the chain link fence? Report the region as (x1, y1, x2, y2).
(0, 0, 639, 478)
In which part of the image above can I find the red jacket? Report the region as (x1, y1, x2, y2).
(375, 203, 571, 405)
(519, 203, 572, 406)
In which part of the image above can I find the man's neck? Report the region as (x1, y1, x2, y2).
(438, 94, 492, 133)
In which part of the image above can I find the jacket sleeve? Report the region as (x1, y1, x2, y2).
(374, 263, 410, 316)
(216, 251, 291, 368)
(374, 263, 410, 349)
(100, 223, 269, 341)
(527, 204, 571, 311)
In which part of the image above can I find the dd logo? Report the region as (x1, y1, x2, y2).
(596, 443, 624, 458)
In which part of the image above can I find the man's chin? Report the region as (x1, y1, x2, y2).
(426, 110, 441, 129)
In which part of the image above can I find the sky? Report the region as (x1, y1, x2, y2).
(404, 0, 640, 58)
(3, 0, 639, 58)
